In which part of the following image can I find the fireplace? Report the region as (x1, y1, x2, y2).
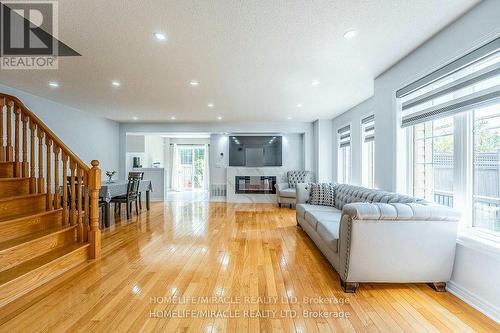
(235, 176, 277, 194)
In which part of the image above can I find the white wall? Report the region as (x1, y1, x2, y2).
(0, 83, 120, 173)
(313, 119, 334, 182)
(330, 0, 500, 322)
(210, 134, 230, 187)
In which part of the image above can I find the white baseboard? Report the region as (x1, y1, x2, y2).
(447, 280, 500, 324)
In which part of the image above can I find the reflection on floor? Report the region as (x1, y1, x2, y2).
(166, 190, 209, 202)
(1, 202, 498, 332)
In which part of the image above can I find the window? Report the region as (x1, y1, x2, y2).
(412, 117, 454, 206)
(361, 115, 375, 188)
(338, 125, 351, 184)
(397, 37, 500, 235)
(473, 104, 500, 233)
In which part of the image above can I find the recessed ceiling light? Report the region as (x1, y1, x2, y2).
(154, 32, 167, 41)
(170, 116, 176, 120)
(48, 81, 59, 88)
(208, 103, 215, 108)
(132, 116, 139, 121)
(343, 30, 358, 39)
(296, 103, 303, 108)
(189, 80, 199, 86)
(312, 80, 320, 86)
(287, 116, 293, 120)
(111, 80, 121, 87)
(217, 116, 222, 120)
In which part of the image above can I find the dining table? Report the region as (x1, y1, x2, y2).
(100, 179, 153, 228)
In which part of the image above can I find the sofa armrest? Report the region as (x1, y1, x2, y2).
(342, 202, 461, 222)
(275, 182, 289, 193)
(338, 203, 460, 283)
(295, 183, 311, 204)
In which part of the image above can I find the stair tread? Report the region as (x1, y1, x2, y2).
(0, 193, 45, 202)
(0, 208, 62, 225)
(0, 224, 74, 252)
(0, 193, 47, 223)
(0, 243, 88, 286)
(0, 177, 30, 181)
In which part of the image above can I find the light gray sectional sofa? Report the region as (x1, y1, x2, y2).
(296, 183, 460, 293)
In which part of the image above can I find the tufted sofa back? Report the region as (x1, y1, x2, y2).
(287, 170, 313, 188)
(333, 184, 428, 210)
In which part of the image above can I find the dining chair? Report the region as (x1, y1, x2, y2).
(128, 171, 144, 209)
(111, 177, 141, 219)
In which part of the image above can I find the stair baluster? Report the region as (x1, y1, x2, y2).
(37, 127, 44, 193)
(54, 146, 61, 210)
(62, 152, 69, 225)
(0, 98, 4, 161)
(46, 138, 53, 210)
(83, 172, 89, 242)
(6, 100, 13, 161)
(22, 112, 29, 177)
(29, 120, 36, 193)
(77, 165, 83, 241)
(13, 107, 21, 177)
(70, 160, 76, 226)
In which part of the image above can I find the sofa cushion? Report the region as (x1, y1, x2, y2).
(317, 220, 341, 253)
(296, 204, 339, 219)
(305, 209, 342, 230)
(309, 183, 335, 206)
(279, 188, 296, 198)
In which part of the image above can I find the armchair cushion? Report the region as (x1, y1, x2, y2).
(279, 188, 296, 198)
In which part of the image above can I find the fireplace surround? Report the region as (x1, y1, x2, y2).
(235, 176, 277, 194)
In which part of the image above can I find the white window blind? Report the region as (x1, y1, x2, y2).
(361, 114, 375, 142)
(338, 125, 351, 148)
(397, 37, 500, 127)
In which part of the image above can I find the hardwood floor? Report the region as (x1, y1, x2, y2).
(0, 202, 498, 332)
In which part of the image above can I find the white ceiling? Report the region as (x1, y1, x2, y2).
(0, 0, 479, 123)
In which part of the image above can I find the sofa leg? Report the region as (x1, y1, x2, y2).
(340, 279, 359, 293)
(428, 282, 446, 292)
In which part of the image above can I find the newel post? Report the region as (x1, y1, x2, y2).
(88, 160, 101, 259)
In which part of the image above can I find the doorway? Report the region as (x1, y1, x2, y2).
(177, 145, 206, 191)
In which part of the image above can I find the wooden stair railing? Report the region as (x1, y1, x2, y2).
(0, 93, 101, 258)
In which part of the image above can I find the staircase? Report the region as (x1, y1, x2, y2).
(0, 93, 102, 317)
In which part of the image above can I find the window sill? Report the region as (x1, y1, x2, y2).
(457, 229, 500, 259)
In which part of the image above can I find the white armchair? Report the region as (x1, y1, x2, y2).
(275, 171, 313, 207)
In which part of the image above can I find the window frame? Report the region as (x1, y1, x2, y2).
(360, 113, 375, 188)
(337, 122, 352, 184)
(406, 107, 500, 239)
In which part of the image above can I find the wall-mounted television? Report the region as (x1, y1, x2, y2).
(229, 136, 282, 167)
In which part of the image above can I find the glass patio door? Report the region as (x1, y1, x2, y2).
(177, 146, 206, 191)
